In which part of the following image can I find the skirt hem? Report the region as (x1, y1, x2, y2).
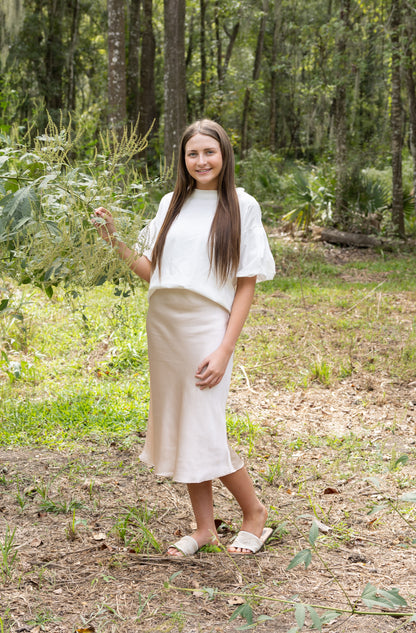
(139, 454, 244, 484)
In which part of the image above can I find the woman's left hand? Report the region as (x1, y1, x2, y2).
(195, 346, 232, 390)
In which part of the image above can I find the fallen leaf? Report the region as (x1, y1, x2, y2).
(227, 596, 245, 606)
(92, 532, 106, 541)
(98, 542, 112, 551)
(30, 538, 43, 548)
(323, 487, 340, 495)
(76, 627, 95, 633)
(53, 588, 63, 594)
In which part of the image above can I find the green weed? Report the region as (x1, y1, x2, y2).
(308, 358, 331, 386)
(260, 457, 283, 484)
(39, 497, 84, 514)
(226, 413, 261, 456)
(0, 526, 18, 579)
(112, 505, 161, 553)
(27, 608, 60, 630)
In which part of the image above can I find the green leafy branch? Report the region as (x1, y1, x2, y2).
(0, 116, 155, 295)
(166, 503, 416, 632)
(166, 574, 415, 632)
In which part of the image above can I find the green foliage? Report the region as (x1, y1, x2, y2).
(236, 149, 286, 221)
(113, 505, 162, 553)
(283, 169, 334, 230)
(0, 116, 154, 296)
(0, 526, 17, 579)
(361, 583, 408, 610)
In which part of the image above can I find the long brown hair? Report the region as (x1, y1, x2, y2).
(151, 120, 241, 284)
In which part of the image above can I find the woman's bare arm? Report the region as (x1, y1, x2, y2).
(93, 207, 151, 283)
(195, 276, 256, 389)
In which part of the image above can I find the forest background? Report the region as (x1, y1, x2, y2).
(1, 0, 416, 242)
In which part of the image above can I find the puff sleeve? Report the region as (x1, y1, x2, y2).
(237, 191, 275, 282)
(134, 192, 173, 261)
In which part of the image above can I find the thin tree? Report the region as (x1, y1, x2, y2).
(107, 0, 127, 130)
(390, 0, 405, 237)
(67, 0, 80, 112)
(45, 0, 66, 112)
(163, 0, 186, 168)
(269, 0, 281, 152)
(214, 2, 239, 89)
(139, 0, 157, 139)
(126, 0, 141, 125)
(403, 2, 416, 219)
(333, 0, 350, 228)
(200, 0, 207, 116)
(241, 0, 269, 156)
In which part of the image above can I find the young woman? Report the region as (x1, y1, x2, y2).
(94, 120, 275, 556)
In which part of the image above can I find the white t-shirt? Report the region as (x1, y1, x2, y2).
(135, 187, 275, 312)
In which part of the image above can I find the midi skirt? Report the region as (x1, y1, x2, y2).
(140, 288, 244, 483)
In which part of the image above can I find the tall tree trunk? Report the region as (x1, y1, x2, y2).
(241, 0, 268, 156)
(139, 0, 157, 138)
(127, 0, 141, 125)
(333, 0, 349, 228)
(67, 0, 80, 112)
(45, 0, 66, 112)
(199, 0, 207, 116)
(222, 22, 239, 84)
(403, 4, 416, 219)
(163, 0, 186, 169)
(406, 63, 416, 218)
(214, 1, 239, 117)
(214, 2, 222, 86)
(269, 0, 281, 152)
(107, 0, 127, 130)
(0, 0, 25, 70)
(390, 0, 405, 237)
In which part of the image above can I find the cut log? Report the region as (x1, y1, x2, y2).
(312, 226, 383, 248)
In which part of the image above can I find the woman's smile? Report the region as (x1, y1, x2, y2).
(185, 133, 223, 190)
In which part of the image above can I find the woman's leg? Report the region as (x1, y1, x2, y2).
(167, 480, 219, 556)
(220, 467, 267, 553)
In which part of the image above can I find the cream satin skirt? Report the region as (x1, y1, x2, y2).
(140, 289, 243, 483)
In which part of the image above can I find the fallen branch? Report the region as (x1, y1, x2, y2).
(312, 226, 385, 248)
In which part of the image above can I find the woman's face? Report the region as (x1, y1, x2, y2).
(184, 133, 223, 190)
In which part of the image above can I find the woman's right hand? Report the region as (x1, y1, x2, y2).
(92, 207, 117, 243)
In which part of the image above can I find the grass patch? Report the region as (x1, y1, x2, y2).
(1, 240, 415, 447)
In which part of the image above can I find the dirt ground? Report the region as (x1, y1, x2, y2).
(1, 246, 416, 633)
(1, 374, 416, 633)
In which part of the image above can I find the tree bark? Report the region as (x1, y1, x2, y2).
(241, 0, 268, 156)
(403, 4, 416, 219)
(269, 0, 281, 152)
(199, 0, 207, 117)
(126, 0, 141, 125)
(67, 0, 80, 112)
(107, 0, 127, 130)
(163, 0, 186, 168)
(214, 1, 239, 116)
(45, 0, 66, 112)
(0, 0, 25, 70)
(139, 0, 157, 138)
(333, 0, 350, 228)
(390, 0, 405, 237)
